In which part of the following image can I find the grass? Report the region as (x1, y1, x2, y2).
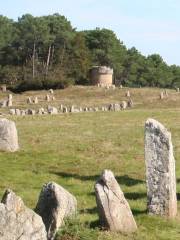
(0, 86, 180, 239)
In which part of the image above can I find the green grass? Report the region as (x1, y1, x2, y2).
(0, 87, 180, 239)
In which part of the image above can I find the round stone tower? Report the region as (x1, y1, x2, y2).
(90, 66, 113, 86)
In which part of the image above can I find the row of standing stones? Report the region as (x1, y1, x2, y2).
(0, 117, 177, 239)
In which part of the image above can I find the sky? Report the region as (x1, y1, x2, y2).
(1, 0, 180, 66)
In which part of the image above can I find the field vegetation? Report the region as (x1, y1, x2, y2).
(0, 86, 180, 239)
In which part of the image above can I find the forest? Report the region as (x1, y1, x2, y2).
(0, 13, 180, 91)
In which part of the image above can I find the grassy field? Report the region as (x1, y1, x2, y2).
(0, 86, 180, 239)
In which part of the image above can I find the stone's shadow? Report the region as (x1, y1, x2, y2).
(176, 179, 180, 183)
(176, 193, 180, 200)
(80, 207, 97, 214)
(124, 192, 146, 200)
(132, 208, 147, 216)
(50, 171, 145, 186)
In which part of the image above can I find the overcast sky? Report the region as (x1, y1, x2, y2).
(1, 0, 180, 66)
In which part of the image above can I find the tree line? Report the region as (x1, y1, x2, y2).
(0, 13, 180, 91)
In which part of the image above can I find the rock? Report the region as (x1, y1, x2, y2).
(145, 118, 177, 218)
(114, 103, 121, 111)
(9, 109, 16, 115)
(21, 110, 26, 116)
(119, 84, 123, 89)
(0, 189, 47, 240)
(47, 106, 58, 115)
(160, 91, 164, 99)
(36, 182, 77, 240)
(8, 94, 12, 100)
(0, 118, 19, 152)
(70, 105, 75, 113)
(94, 107, 99, 112)
(15, 109, 21, 116)
(126, 91, 130, 97)
(38, 108, 47, 115)
(1, 85, 6, 92)
(49, 89, 54, 94)
(27, 109, 36, 115)
(108, 103, 114, 111)
(7, 99, 12, 107)
(120, 101, 127, 110)
(27, 97, 32, 104)
(45, 95, 50, 102)
(63, 107, 68, 113)
(164, 90, 168, 97)
(34, 97, 38, 104)
(95, 170, 137, 233)
(176, 87, 179, 92)
(127, 99, 133, 108)
(0, 100, 7, 108)
(52, 96, 55, 101)
(59, 104, 63, 112)
(84, 107, 88, 112)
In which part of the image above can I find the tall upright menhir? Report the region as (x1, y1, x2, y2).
(145, 118, 177, 218)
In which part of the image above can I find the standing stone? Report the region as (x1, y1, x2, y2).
(120, 101, 127, 110)
(126, 91, 130, 97)
(15, 109, 21, 116)
(127, 99, 133, 108)
(7, 99, 12, 107)
(45, 94, 50, 102)
(176, 87, 179, 92)
(95, 170, 137, 233)
(119, 84, 123, 89)
(47, 106, 58, 115)
(34, 97, 38, 104)
(114, 103, 120, 111)
(0, 118, 19, 152)
(52, 96, 55, 101)
(0, 189, 47, 240)
(145, 118, 177, 218)
(27, 97, 32, 104)
(49, 89, 54, 94)
(63, 106, 68, 113)
(160, 91, 164, 99)
(1, 85, 6, 92)
(36, 182, 77, 240)
(1, 100, 7, 108)
(108, 103, 114, 111)
(164, 90, 168, 97)
(70, 105, 75, 113)
(9, 109, 16, 115)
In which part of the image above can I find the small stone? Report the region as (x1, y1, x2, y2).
(120, 101, 127, 110)
(36, 182, 77, 240)
(0, 118, 19, 152)
(47, 106, 58, 115)
(95, 170, 137, 233)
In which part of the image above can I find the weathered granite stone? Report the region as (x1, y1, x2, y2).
(127, 99, 133, 108)
(49, 89, 54, 94)
(95, 170, 137, 233)
(8, 94, 12, 100)
(21, 110, 26, 116)
(1, 85, 6, 92)
(9, 109, 16, 115)
(38, 108, 47, 115)
(45, 95, 50, 102)
(0, 100, 7, 108)
(62, 106, 67, 113)
(108, 104, 114, 111)
(7, 99, 12, 107)
(34, 97, 38, 104)
(0, 118, 19, 152)
(52, 96, 55, 101)
(36, 182, 77, 240)
(160, 91, 164, 99)
(120, 101, 127, 110)
(114, 103, 121, 111)
(145, 118, 177, 218)
(0, 189, 47, 240)
(126, 91, 130, 97)
(27, 109, 36, 115)
(15, 109, 21, 116)
(176, 87, 179, 92)
(47, 106, 58, 115)
(27, 97, 32, 104)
